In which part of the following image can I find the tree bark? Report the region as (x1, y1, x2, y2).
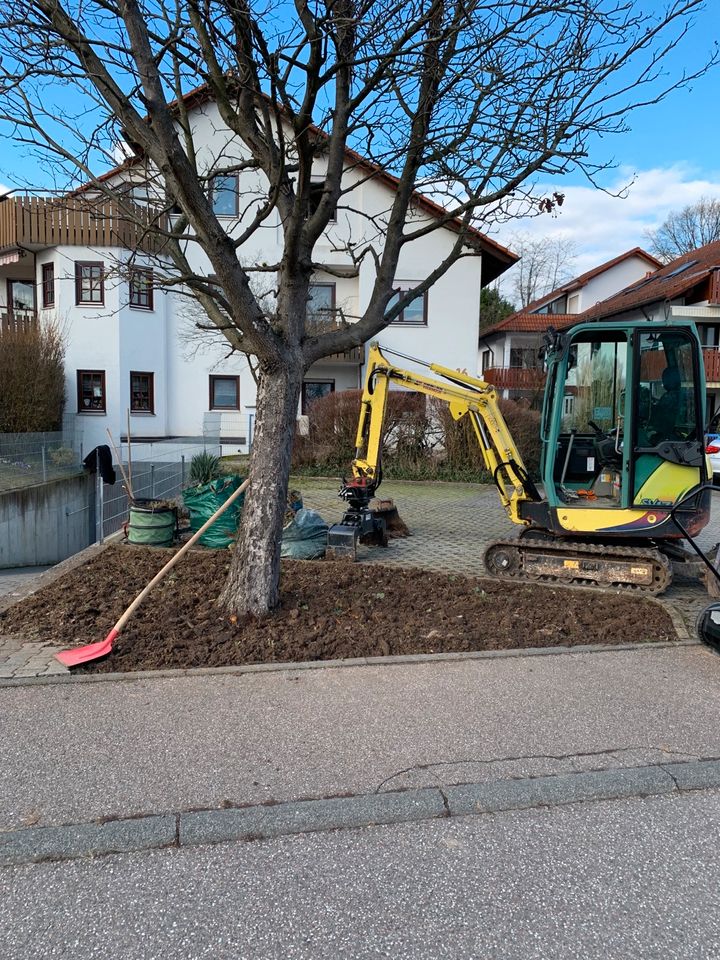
(217, 360, 303, 617)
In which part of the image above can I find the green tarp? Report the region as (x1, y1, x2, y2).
(183, 475, 246, 549)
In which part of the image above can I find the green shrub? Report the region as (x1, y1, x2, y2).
(188, 451, 222, 486)
(0, 322, 65, 432)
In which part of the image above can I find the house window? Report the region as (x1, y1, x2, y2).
(509, 348, 537, 368)
(481, 348, 492, 373)
(308, 283, 336, 327)
(210, 175, 238, 217)
(387, 284, 428, 325)
(75, 262, 104, 305)
(209, 375, 240, 410)
(302, 380, 334, 414)
(129, 268, 154, 310)
(77, 370, 106, 413)
(307, 180, 336, 222)
(7, 279, 35, 317)
(130, 372, 154, 413)
(41, 264, 55, 308)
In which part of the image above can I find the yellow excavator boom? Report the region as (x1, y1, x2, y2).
(352, 342, 540, 524)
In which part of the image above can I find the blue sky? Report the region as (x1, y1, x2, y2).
(492, 2, 720, 289)
(0, 2, 718, 287)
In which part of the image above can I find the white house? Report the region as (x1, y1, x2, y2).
(479, 248, 661, 399)
(0, 90, 516, 457)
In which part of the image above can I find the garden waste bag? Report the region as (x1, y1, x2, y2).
(281, 508, 328, 560)
(183, 475, 246, 548)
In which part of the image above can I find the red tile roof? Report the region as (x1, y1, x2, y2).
(481, 313, 578, 336)
(581, 240, 720, 321)
(521, 247, 661, 315)
(481, 247, 661, 337)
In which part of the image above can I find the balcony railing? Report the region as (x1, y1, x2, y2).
(0, 195, 166, 254)
(306, 316, 364, 364)
(0, 311, 37, 334)
(483, 366, 547, 391)
(704, 348, 720, 385)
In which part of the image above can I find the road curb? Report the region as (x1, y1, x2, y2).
(0, 638, 700, 688)
(4, 758, 720, 868)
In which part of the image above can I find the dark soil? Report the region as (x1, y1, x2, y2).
(0, 545, 676, 672)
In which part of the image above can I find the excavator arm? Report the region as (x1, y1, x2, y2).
(327, 343, 541, 558)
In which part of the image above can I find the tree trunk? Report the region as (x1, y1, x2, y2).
(218, 362, 303, 616)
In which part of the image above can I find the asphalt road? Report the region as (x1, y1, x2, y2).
(3, 789, 720, 959)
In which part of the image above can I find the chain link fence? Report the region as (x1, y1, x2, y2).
(0, 430, 80, 493)
(99, 438, 222, 540)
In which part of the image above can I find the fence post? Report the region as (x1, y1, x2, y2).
(41, 444, 47, 482)
(181, 455, 186, 488)
(150, 464, 155, 499)
(95, 459, 104, 544)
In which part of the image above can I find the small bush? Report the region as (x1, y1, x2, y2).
(188, 451, 222, 486)
(0, 322, 65, 432)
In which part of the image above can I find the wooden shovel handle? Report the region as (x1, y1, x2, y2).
(114, 476, 250, 635)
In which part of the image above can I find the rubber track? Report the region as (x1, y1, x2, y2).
(483, 538, 673, 595)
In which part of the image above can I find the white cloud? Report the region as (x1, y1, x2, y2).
(491, 164, 720, 295)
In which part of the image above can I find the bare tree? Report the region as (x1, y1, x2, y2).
(0, 0, 715, 617)
(506, 233, 578, 308)
(646, 197, 720, 263)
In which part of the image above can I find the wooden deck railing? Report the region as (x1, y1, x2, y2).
(483, 366, 547, 391)
(306, 317, 364, 364)
(704, 348, 720, 384)
(0, 195, 166, 253)
(0, 312, 37, 334)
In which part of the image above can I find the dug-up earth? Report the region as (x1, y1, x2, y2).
(0, 545, 676, 673)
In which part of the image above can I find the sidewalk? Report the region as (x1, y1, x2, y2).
(2, 644, 720, 838)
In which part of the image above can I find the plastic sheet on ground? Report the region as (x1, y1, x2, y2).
(281, 507, 328, 560)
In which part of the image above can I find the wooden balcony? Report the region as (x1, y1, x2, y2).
(306, 317, 364, 364)
(483, 366, 547, 391)
(314, 346, 364, 365)
(0, 195, 166, 254)
(0, 311, 37, 334)
(704, 348, 720, 385)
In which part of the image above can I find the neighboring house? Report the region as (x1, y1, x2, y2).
(580, 240, 720, 417)
(479, 248, 661, 399)
(0, 92, 516, 457)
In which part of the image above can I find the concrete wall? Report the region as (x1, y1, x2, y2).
(0, 472, 95, 568)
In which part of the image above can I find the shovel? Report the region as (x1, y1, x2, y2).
(55, 477, 250, 667)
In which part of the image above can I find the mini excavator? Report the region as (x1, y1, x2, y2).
(327, 320, 714, 596)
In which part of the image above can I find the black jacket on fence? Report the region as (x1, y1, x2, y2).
(83, 444, 116, 485)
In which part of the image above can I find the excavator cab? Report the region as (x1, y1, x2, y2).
(536, 320, 709, 539)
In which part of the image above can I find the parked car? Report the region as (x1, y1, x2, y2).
(706, 411, 720, 482)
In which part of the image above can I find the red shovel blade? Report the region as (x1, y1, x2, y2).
(54, 628, 119, 667)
